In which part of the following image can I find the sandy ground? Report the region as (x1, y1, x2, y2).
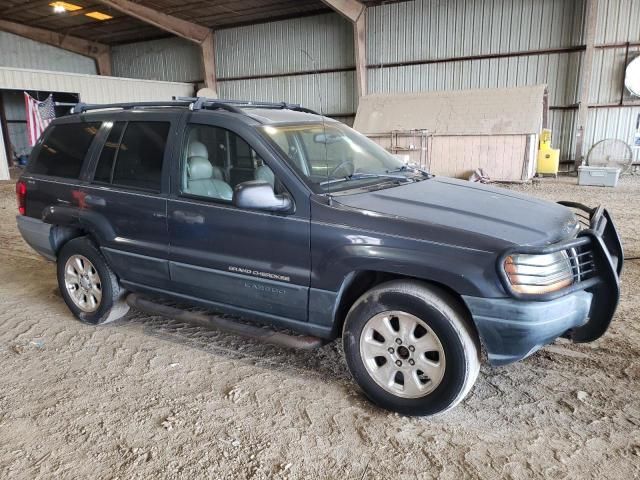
(0, 175, 639, 479)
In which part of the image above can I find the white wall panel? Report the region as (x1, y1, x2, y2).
(0, 67, 193, 103)
(0, 31, 96, 74)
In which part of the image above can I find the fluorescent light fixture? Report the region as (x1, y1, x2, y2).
(49, 2, 83, 12)
(85, 11, 113, 21)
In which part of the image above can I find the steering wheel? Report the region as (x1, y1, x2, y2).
(328, 159, 355, 178)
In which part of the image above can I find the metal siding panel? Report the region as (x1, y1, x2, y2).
(217, 71, 356, 115)
(0, 31, 96, 74)
(596, 0, 640, 44)
(367, 52, 581, 106)
(585, 107, 640, 155)
(111, 37, 203, 82)
(215, 13, 353, 78)
(367, 0, 585, 65)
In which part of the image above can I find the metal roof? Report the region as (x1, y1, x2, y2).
(0, 0, 396, 45)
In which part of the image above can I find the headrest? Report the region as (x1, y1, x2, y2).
(188, 141, 208, 159)
(188, 156, 213, 180)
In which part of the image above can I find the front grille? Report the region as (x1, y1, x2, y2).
(570, 246, 597, 282)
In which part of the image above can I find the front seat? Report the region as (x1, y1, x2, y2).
(254, 164, 275, 189)
(188, 140, 224, 181)
(185, 156, 232, 201)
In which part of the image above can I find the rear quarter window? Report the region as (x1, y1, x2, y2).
(29, 122, 101, 179)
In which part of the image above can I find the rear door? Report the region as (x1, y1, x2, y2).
(167, 113, 311, 323)
(83, 111, 181, 290)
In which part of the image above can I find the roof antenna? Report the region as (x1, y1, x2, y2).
(301, 49, 331, 199)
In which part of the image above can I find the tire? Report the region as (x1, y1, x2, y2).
(57, 237, 129, 325)
(342, 280, 480, 416)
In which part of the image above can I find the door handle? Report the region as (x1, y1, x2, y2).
(173, 210, 204, 224)
(84, 195, 106, 207)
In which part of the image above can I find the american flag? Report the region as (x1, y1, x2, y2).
(24, 93, 56, 146)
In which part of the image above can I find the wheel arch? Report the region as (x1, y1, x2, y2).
(332, 270, 481, 346)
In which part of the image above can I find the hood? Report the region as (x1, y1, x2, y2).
(334, 177, 579, 246)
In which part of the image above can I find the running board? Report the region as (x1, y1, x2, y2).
(125, 294, 325, 350)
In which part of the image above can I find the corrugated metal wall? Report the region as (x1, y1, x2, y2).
(366, 0, 585, 63)
(365, 0, 640, 165)
(216, 13, 356, 116)
(110, 13, 357, 116)
(0, 31, 97, 74)
(112, 37, 202, 83)
(23, 0, 637, 167)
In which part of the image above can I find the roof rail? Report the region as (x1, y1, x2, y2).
(173, 96, 320, 115)
(71, 100, 190, 114)
(64, 98, 321, 116)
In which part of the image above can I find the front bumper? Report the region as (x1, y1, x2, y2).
(467, 203, 623, 366)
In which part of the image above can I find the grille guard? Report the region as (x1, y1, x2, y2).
(496, 201, 623, 342)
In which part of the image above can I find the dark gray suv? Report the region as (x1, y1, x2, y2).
(16, 98, 623, 416)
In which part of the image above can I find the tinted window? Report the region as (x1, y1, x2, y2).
(94, 121, 169, 192)
(93, 121, 125, 183)
(29, 122, 100, 178)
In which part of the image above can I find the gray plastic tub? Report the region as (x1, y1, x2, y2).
(578, 166, 621, 187)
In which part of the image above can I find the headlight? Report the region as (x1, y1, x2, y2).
(504, 251, 574, 295)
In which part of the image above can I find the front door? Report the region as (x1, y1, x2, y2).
(167, 119, 311, 322)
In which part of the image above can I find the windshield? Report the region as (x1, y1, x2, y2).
(260, 122, 423, 193)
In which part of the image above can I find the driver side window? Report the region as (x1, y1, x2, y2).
(181, 124, 279, 202)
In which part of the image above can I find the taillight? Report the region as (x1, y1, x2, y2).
(16, 180, 26, 215)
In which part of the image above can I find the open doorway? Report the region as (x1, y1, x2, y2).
(0, 89, 79, 178)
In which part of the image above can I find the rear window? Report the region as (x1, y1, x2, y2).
(29, 122, 100, 178)
(93, 121, 170, 192)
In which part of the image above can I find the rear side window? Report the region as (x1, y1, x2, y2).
(93, 121, 125, 183)
(93, 121, 170, 192)
(29, 122, 100, 178)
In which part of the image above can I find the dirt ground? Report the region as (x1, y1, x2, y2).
(0, 175, 639, 479)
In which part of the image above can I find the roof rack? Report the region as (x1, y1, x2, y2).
(65, 97, 320, 116)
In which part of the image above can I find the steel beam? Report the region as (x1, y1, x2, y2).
(0, 19, 112, 75)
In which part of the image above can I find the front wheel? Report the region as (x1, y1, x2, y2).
(342, 280, 480, 416)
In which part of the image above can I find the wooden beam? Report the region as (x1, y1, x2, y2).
(0, 19, 112, 76)
(97, 0, 217, 91)
(575, 0, 599, 169)
(97, 0, 209, 42)
(321, 0, 365, 23)
(201, 31, 217, 92)
(321, 0, 367, 98)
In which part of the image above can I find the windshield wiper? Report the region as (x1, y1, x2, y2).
(320, 172, 410, 186)
(386, 165, 431, 177)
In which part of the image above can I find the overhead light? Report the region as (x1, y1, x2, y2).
(49, 2, 82, 13)
(85, 11, 113, 21)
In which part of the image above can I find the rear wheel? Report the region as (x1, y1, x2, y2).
(57, 237, 129, 324)
(342, 280, 480, 416)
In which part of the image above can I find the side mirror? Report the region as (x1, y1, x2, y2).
(233, 180, 292, 212)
